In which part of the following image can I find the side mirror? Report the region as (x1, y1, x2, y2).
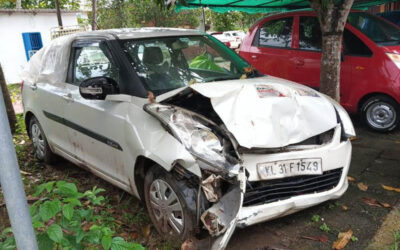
(79, 77, 119, 100)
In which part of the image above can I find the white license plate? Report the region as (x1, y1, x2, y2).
(257, 158, 322, 180)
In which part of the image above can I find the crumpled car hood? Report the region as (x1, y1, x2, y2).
(158, 76, 338, 149)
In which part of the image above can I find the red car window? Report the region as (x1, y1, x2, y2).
(258, 17, 293, 48)
(299, 16, 322, 51)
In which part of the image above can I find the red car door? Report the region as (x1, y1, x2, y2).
(293, 15, 352, 93)
(243, 16, 298, 82)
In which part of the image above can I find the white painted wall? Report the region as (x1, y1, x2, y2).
(0, 12, 79, 83)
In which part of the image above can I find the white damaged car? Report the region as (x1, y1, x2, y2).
(22, 28, 354, 249)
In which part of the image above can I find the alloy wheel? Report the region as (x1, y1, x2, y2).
(31, 123, 45, 159)
(149, 179, 184, 235)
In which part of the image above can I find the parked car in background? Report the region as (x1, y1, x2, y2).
(377, 11, 400, 27)
(224, 30, 246, 47)
(240, 11, 400, 132)
(22, 28, 354, 249)
(210, 31, 232, 48)
(211, 31, 243, 49)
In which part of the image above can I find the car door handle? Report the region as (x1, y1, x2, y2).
(30, 83, 37, 91)
(62, 93, 73, 102)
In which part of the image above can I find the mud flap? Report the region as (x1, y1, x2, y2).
(201, 171, 245, 250)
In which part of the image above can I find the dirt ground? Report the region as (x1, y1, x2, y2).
(1, 84, 400, 249)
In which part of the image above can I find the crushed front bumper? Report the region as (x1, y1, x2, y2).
(204, 125, 352, 249)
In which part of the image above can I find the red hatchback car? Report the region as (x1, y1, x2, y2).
(240, 11, 400, 132)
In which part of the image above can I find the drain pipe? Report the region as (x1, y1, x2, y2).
(0, 87, 38, 249)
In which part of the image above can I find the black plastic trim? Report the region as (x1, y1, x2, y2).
(43, 111, 123, 151)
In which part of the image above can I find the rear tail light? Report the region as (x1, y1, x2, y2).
(21, 80, 24, 92)
(386, 53, 400, 69)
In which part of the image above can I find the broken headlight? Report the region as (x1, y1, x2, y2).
(323, 94, 356, 138)
(145, 103, 230, 169)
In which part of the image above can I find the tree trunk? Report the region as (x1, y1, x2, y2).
(92, 0, 97, 30)
(0, 65, 16, 134)
(320, 34, 342, 101)
(309, 0, 354, 102)
(55, 0, 63, 28)
(15, 0, 21, 9)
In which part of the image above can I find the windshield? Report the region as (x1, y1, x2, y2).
(123, 35, 252, 95)
(348, 12, 400, 45)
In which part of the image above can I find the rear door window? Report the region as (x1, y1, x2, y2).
(258, 17, 293, 48)
(299, 16, 322, 51)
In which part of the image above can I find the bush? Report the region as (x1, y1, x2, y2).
(0, 181, 145, 250)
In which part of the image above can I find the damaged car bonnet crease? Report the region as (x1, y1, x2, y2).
(21, 28, 355, 250)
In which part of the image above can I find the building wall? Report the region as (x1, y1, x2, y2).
(0, 12, 79, 83)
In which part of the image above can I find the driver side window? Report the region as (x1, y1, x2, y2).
(71, 42, 119, 85)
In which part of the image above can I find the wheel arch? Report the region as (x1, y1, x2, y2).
(357, 92, 399, 113)
(133, 156, 161, 201)
(24, 111, 35, 138)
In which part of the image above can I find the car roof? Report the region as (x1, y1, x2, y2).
(74, 27, 203, 40)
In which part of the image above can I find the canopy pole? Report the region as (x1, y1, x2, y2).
(0, 87, 38, 249)
(199, 0, 206, 32)
(201, 6, 206, 32)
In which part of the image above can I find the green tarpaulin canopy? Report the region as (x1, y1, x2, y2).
(176, 0, 399, 13)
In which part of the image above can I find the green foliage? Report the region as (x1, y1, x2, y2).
(0, 0, 80, 9)
(391, 231, 400, 250)
(319, 223, 331, 233)
(94, 0, 261, 32)
(351, 235, 358, 242)
(208, 10, 263, 32)
(311, 214, 320, 222)
(0, 181, 144, 250)
(96, 0, 200, 30)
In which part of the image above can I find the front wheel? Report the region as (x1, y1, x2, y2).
(144, 166, 197, 241)
(361, 95, 399, 132)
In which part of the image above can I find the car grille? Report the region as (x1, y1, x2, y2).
(243, 168, 343, 206)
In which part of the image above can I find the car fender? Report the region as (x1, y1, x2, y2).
(125, 100, 202, 179)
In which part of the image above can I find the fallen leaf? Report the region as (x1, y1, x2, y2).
(301, 235, 329, 243)
(131, 231, 139, 240)
(381, 184, 400, 193)
(347, 176, 355, 182)
(362, 197, 381, 207)
(82, 221, 94, 231)
(142, 224, 151, 238)
(333, 229, 353, 249)
(181, 238, 198, 250)
(120, 232, 129, 240)
(362, 197, 391, 208)
(357, 182, 368, 191)
(341, 205, 348, 211)
(20, 170, 31, 175)
(350, 137, 357, 141)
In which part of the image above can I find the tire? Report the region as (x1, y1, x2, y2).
(29, 116, 58, 164)
(361, 95, 400, 132)
(144, 166, 197, 241)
